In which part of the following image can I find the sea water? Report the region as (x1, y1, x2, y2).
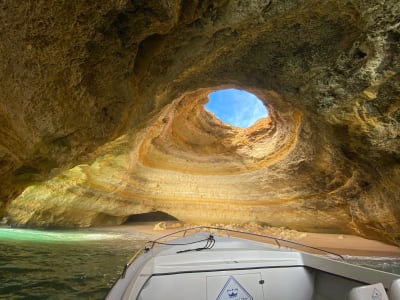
(1, 228, 400, 299)
(344, 256, 400, 275)
(0, 228, 146, 299)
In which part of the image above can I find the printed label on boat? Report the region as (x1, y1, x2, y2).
(216, 276, 253, 300)
(372, 288, 382, 300)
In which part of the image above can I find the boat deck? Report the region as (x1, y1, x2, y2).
(106, 227, 400, 300)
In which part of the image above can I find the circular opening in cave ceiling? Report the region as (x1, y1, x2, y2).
(204, 89, 268, 128)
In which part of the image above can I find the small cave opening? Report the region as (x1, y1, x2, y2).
(204, 88, 268, 128)
(122, 211, 179, 224)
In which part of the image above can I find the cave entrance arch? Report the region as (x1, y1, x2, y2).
(204, 88, 268, 128)
(123, 211, 179, 224)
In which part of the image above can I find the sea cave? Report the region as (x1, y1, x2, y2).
(0, 0, 399, 247)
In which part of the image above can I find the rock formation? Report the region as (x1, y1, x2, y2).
(0, 1, 399, 245)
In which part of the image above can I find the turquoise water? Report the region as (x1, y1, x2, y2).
(1, 228, 400, 299)
(0, 228, 123, 242)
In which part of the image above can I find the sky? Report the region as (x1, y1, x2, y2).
(205, 89, 268, 128)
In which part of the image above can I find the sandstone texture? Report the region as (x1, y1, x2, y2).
(1, 1, 399, 246)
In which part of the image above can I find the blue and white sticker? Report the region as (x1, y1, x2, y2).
(216, 276, 253, 300)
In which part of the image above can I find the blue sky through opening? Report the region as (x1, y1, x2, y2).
(205, 89, 268, 128)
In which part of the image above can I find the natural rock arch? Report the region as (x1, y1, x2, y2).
(0, 1, 399, 245)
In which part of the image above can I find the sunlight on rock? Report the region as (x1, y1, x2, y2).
(0, 1, 399, 246)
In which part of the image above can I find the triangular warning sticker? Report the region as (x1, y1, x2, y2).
(372, 288, 382, 300)
(216, 276, 253, 300)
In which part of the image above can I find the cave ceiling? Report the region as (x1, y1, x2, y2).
(0, 0, 399, 245)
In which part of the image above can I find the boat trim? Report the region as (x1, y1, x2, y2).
(151, 264, 305, 276)
(148, 265, 368, 287)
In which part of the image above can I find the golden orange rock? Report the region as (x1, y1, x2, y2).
(0, 1, 399, 246)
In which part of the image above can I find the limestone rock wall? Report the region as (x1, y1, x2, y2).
(1, 1, 399, 245)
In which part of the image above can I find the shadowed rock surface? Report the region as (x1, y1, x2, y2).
(0, 1, 399, 245)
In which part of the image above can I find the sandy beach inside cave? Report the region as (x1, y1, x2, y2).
(96, 221, 400, 257)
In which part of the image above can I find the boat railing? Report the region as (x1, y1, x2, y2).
(145, 225, 345, 260)
(121, 225, 344, 278)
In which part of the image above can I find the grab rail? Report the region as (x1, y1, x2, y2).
(121, 225, 344, 278)
(146, 226, 345, 260)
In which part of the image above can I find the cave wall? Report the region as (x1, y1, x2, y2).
(0, 0, 399, 245)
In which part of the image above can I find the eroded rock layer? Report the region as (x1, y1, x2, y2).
(1, 1, 399, 245)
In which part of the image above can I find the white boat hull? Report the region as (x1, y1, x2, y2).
(106, 228, 400, 300)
